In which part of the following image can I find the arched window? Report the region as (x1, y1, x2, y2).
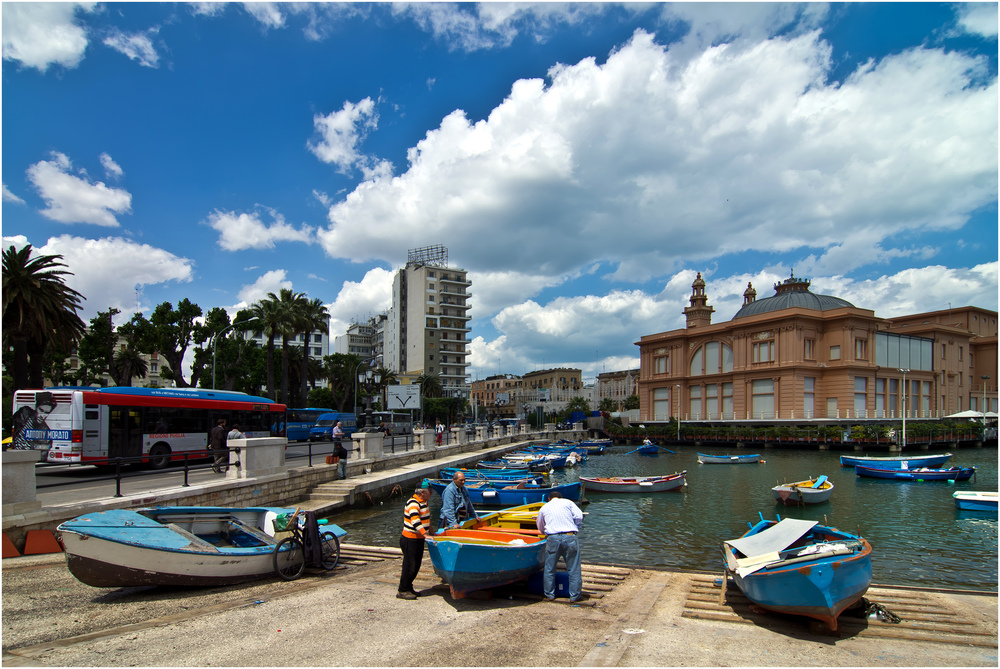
(690, 341, 733, 376)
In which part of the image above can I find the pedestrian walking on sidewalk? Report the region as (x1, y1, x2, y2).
(435, 419, 444, 445)
(536, 490, 584, 602)
(397, 486, 432, 600)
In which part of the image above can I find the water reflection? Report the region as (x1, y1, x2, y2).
(329, 446, 998, 590)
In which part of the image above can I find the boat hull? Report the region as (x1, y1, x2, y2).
(426, 529, 546, 598)
(953, 491, 999, 512)
(839, 453, 952, 469)
(725, 520, 872, 631)
(57, 506, 303, 587)
(425, 480, 582, 504)
(855, 465, 975, 481)
(771, 480, 834, 505)
(698, 453, 762, 464)
(581, 473, 686, 493)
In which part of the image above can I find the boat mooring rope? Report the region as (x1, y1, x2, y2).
(861, 597, 902, 623)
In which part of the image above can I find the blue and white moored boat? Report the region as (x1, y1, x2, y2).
(699, 453, 762, 464)
(953, 491, 998, 513)
(57, 506, 345, 587)
(723, 516, 872, 631)
(839, 453, 952, 469)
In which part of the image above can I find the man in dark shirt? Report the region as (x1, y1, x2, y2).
(209, 419, 228, 473)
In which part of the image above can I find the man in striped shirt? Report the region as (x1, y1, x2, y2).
(397, 486, 433, 600)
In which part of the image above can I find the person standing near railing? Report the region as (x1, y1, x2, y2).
(332, 421, 348, 479)
(209, 419, 228, 474)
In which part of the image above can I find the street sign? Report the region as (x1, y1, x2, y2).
(387, 384, 421, 410)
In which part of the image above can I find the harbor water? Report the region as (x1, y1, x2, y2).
(328, 444, 998, 592)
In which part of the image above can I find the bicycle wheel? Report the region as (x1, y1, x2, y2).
(273, 536, 306, 580)
(320, 531, 340, 571)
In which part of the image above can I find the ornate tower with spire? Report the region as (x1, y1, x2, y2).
(684, 272, 715, 328)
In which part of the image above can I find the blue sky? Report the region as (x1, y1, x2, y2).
(3, 2, 997, 385)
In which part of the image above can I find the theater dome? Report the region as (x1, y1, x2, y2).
(733, 273, 855, 319)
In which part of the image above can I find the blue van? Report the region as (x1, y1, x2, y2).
(308, 413, 358, 441)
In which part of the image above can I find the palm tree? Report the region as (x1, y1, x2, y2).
(2, 245, 86, 391)
(416, 372, 443, 398)
(248, 298, 282, 401)
(267, 288, 307, 405)
(113, 347, 148, 387)
(296, 298, 330, 407)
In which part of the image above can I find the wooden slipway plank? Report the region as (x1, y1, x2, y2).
(681, 575, 997, 648)
(578, 572, 671, 667)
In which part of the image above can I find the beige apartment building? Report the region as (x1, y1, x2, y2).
(384, 245, 471, 398)
(636, 273, 997, 424)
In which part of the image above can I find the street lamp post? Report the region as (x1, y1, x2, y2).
(211, 318, 258, 390)
(353, 355, 381, 420)
(981, 375, 990, 430)
(675, 384, 682, 441)
(357, 367, 383, 431)
(898, 368, 910, 450)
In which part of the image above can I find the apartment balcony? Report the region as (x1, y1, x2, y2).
(439, 285, 471, 297)
(439, 274, 471, 286)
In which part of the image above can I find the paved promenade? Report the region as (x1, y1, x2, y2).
(2, 547, 996, 667)
(3, 443, 997, 666)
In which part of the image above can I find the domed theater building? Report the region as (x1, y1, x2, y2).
(635, 273, 997, 425)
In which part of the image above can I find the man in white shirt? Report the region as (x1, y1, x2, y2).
(535, 491, 584, 602)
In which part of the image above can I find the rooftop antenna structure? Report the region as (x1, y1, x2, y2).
(407, 244, 448, 269)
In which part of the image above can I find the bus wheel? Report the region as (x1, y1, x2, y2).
(149, 444, 171, 470)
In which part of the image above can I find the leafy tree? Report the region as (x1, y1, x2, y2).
(307, 387, 335, 409)
(599, 397, 616, 412)
(112, 314, 150, 386)
(623, 394, 640, 410)
(2, 245, 86, 391)
(76, 309, 119, 386)
(146, 299, 202, 387)
(416, 372, 442, 398)
(321, 352, 363, 412)
(566, 397, 590, 413)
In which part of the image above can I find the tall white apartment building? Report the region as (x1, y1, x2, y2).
(385, 245, 471, 396)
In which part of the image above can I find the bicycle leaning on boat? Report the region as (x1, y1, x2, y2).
(271, 508, 341, 580)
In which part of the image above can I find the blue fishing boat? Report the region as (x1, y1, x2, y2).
(635, 444, 659, 455)
(698, 452, 762, 464)
(503, 453, 569, 468)
(855, 465, 976, 481)
(438, 467, 546, 485)
(426, 528, 546, 599)
(723, 516, 872, 631)
(477, 459, 553, 473)
(57, 506, 346, 587)
(839, 453, 952, 469)
(953, 491, 998, 513)
(423, 479, 583, 504)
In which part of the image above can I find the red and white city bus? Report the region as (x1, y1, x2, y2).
(11, 387, 286, 469)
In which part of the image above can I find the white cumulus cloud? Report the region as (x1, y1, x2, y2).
(3, 184, 25, 204)
(316, 29, 996, 322)
(37, 235, 195, 320)
(26, 152, 132, 226)
(307, 97, 390, 177)
(206, 208, 315, 251)
(2, 2, 96, 72)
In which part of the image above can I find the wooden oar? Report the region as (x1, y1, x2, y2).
(656, 445, 675, 454)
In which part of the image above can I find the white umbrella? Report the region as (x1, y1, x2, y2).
(945, 410, 984, 419)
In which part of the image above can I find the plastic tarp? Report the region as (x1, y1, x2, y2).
(725, 518, 817, 559)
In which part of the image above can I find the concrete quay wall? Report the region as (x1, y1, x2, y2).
(2, 429, 584, 550)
